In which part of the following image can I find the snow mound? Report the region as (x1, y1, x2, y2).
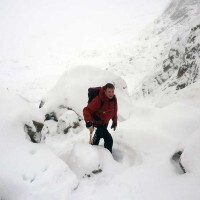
(0, 88, 78, 200)
(67, 143, 119, 179)
(181, 127, 200, 173)
(68, 143, 102, 178)
(41, 66, 132, 122)
(0, 87, 44, 126)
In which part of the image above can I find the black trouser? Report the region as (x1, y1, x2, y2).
(92, 124, 113, 153)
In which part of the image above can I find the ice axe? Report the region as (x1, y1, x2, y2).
(89, 132, 93, 144)
(89, 127, 94, 144)
(88, 126, 94, 144)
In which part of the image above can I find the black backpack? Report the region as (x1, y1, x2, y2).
(88, 87, 104, 121)
(88, 87, 101, 104)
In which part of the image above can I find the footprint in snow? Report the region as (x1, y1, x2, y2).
(41, 166, 48, 172)
(22, 173, 36, 183)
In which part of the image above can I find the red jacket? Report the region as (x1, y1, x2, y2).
(83, 87, 118, 125)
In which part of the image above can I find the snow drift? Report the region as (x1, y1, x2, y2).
(0, 88, 78, 200)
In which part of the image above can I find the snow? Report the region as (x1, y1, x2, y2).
(1, 0, 200, 200)
(1, 50, 200, 200)
(41, 68, 200, 200)
(41, 66, 132, 122)
(0, 88, 78, 200)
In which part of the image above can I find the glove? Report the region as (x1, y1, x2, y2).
(86, 121, 93, 128)
(86, 121, 94, 133)
(111, 122, 117, 131)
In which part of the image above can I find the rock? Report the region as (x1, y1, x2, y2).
(45, 112, 58, 122)
(24, 121, 48, 143)
(138, 23, 200, 98)
(132, 0, 200, 100)
(39, 100, 45, 108)
(57, 110, 82, 134)
(171, 151, 186, 174)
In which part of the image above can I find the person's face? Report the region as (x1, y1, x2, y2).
(104, 88, 115, 99)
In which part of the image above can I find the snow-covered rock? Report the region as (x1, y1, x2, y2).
(41, 66, 132, 123)
(0, 87, 45, 141)
(57, 110, 82, 134)
(140, 22, 200, 98)
(0, 88, 78, 200)
(24, 120, 48, 143)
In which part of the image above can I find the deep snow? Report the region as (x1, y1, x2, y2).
(1, 0, 200, 200)
(1, 67, 200, 200)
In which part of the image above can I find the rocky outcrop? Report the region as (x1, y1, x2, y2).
(57, 110, 82, 134)
(140, 23, 200, 97)
(171, 151, 186, 174)
(39, 99, 83, 134)
(24, 120, 48, 143)
(133, 0, 200, 99)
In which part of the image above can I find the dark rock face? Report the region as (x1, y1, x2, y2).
(24, 121, 47, 143)
(163, 49, 179, 72)
(141, 23, 200, 97)
(171, 151, 186, 174)
(45, 112, 58, 122)
(176, 24, 200, 90)
(33, 120, 44, 133)
(39, 100, 45, 108)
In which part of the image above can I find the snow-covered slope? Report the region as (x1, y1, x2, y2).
(139, 22, 200, 99)
(0, 88, 78, 200)
(43, 78, 200, 200)
(2, 1, 200, 200)
(128, 0, 200, 99)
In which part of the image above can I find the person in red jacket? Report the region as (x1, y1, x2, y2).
(83, 83, 118, 153)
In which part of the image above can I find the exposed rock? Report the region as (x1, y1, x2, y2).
(39, 100, 45, 108)
(45, 112, 58, 122)
(57, 110, 82, 134)
(24, 121, 48, 143)
(139, 23, 200, 97)
(171, 151, 186, 174)
(132, 0, 200, 100)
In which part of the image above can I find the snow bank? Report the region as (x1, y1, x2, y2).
(0, 88, 78, 200)
(181, 126, 200, 173)
(41, 66, 132, 122)
(68, 143, 102, 178)
(0, 87, 44, 126)
(67, 143, 119, 179)
(156, 80, 200, 108)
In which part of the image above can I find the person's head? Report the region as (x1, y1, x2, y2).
(104, 83, 115, 99)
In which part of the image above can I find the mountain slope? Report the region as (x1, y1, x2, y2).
(130, 0, 200, 100)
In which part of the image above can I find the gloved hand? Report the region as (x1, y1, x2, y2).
(111, 122, 117, 131)
(86, 121, 94, 133)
